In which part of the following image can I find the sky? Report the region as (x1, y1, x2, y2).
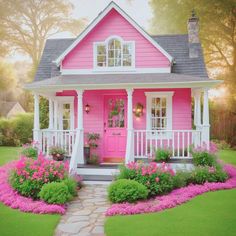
(8, 0, 152, 61)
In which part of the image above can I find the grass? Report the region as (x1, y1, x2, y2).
(0, 146, 21, 166)
(0, 146, 61, 236)
(105, 149, 236, 236)
(219, 149, 236, 166)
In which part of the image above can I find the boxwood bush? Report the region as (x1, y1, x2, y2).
(108, 179, 148, 203)
(39, 182, 72, 204)
(155, 148, 172, 162)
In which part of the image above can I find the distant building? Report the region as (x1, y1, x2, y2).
(0, 101, 26, 118)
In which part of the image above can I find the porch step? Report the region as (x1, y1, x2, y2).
(80, 174, 114, 182)
(77, 164, 119, 183)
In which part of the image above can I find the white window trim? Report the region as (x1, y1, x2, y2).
(93, 35, 135, 71)
(56, 97, 74, 130)
(145, 92, 174, 131)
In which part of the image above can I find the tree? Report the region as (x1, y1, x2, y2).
(149, 0, 236, 76)
(0, 0, 86, 72)
(0, 61, 16, 93)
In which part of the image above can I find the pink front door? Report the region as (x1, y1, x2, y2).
(104, 95, 127, 159)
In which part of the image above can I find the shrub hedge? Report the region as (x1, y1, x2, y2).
(0, 113, 33, 146)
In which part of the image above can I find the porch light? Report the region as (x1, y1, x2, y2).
(85, 104, 90, 114)
(133, 103, 143, 117)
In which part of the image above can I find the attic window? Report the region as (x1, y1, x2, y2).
(94, 36, 134, 69)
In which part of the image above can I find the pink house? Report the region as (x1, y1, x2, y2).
(26, 2, 220, 179)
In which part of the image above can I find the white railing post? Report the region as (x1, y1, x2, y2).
(202, 88, 210, 148)
(70, 89, 84, 172)
(33, 93, 40, 142)
(125, 88, 134, 164)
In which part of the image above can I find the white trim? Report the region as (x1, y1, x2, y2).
(93, 36, 135, 70)
(145, 92, 174, 131)
(53, 2, 173, 66)
(26, 80, 222, 93)
(58, 100, 74, 130)
(61, 67, 171, 75)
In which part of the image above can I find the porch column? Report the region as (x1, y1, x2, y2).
(69, 89, 84, 172)
(48, 98, 54, 129)
(202, 88, 210, 147)
(193, 89, 202, 128)
(125, 88, 134, 164)
(33, 93, 40, 142)
(53, 100, 58, 130)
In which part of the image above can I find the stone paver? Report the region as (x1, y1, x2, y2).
(55, 184, 109, 236)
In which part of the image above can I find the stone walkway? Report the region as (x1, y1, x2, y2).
(55, 184, 110, 236)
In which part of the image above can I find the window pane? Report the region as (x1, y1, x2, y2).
(97, 55, 106, 67)
(161, 98, 166, 107)
(63, 120, 70, 130)
(123, 43, 132, 54)
(123, 55, 131, 66)
(97, 45, 105, 55)
(162, 108, 166, 117)
(108, 58, 115, 67)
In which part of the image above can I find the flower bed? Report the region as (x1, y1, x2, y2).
(0, 152, 82, 215)
(0, 161, 66, 214)
(106, 164, 236, 216)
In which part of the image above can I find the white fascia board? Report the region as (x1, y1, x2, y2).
(25, 80, 222, 93)
(53, 2, 173, 66)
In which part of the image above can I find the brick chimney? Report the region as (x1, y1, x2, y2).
(188, 10, 199, 58)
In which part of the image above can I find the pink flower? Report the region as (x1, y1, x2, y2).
(208, 167, 216, 173)
(155, 177, 160, 183)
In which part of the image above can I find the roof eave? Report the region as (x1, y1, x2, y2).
(25, 79, 222, 92)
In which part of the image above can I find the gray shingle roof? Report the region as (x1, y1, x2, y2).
(34, 34, 208, 82)
(153, 34, 208, 77)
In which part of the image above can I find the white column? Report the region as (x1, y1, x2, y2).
(202, 88, 210, 147)
(125, 88, 134, 163)
(54, 100, 58, 130)
(70, 89, 84, 172)
(48, 98, 54, 129)
(33, 93, 40, 142)
(193, 90, 202, 128)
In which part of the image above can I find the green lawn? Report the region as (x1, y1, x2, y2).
(0, 147, 60, 236)
(219, 149, 236, 166)
(0, 146, 21, 166)
(105, 149, 236, 236)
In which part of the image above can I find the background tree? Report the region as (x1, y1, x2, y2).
(147, 0, 236, 145)
(0, 0, 86, 73)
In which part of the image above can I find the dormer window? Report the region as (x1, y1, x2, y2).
(94, 36, 134, 69)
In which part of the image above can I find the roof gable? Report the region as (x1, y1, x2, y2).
(54, 1, 173, 66)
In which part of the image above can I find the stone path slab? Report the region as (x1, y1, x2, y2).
(55, 184, 109, 236)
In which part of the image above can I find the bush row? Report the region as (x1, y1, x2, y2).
(108, 161, 228, 203)
(0, 113, 33, 146)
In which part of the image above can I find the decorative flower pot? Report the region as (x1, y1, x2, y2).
(52, 153, 64, 161)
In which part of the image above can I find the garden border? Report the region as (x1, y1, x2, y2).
(106, 164, 236, 216)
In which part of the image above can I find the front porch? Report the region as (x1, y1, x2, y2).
(32, 86, 210, 172)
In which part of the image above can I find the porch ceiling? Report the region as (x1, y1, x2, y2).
(25, 73, 221, 92)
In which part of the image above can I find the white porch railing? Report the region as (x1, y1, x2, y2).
(134, 130, 202, 159)
(38, 130, 76, 156)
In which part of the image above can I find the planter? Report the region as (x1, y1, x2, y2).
(52, 154, 64, 161)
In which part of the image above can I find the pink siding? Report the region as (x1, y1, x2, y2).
(62, 9, 170, 69)
(56, 88, 191, 160)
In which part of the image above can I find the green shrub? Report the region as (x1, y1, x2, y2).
(116, 162, 175, 197)
(62, 178, 78, 197)
(39, 182, 72, 204)
(155, 148, 172, 162)
(0, 113, 33, 146)
(192, 151, 216, 167)
(10, 157, 68, 199)
(189, 166, 228, 184)
(21, 145, 38, 159)
(173, 171, 191, 189)
(108, 179, 148, 203)
(12, 113, 33, 144)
